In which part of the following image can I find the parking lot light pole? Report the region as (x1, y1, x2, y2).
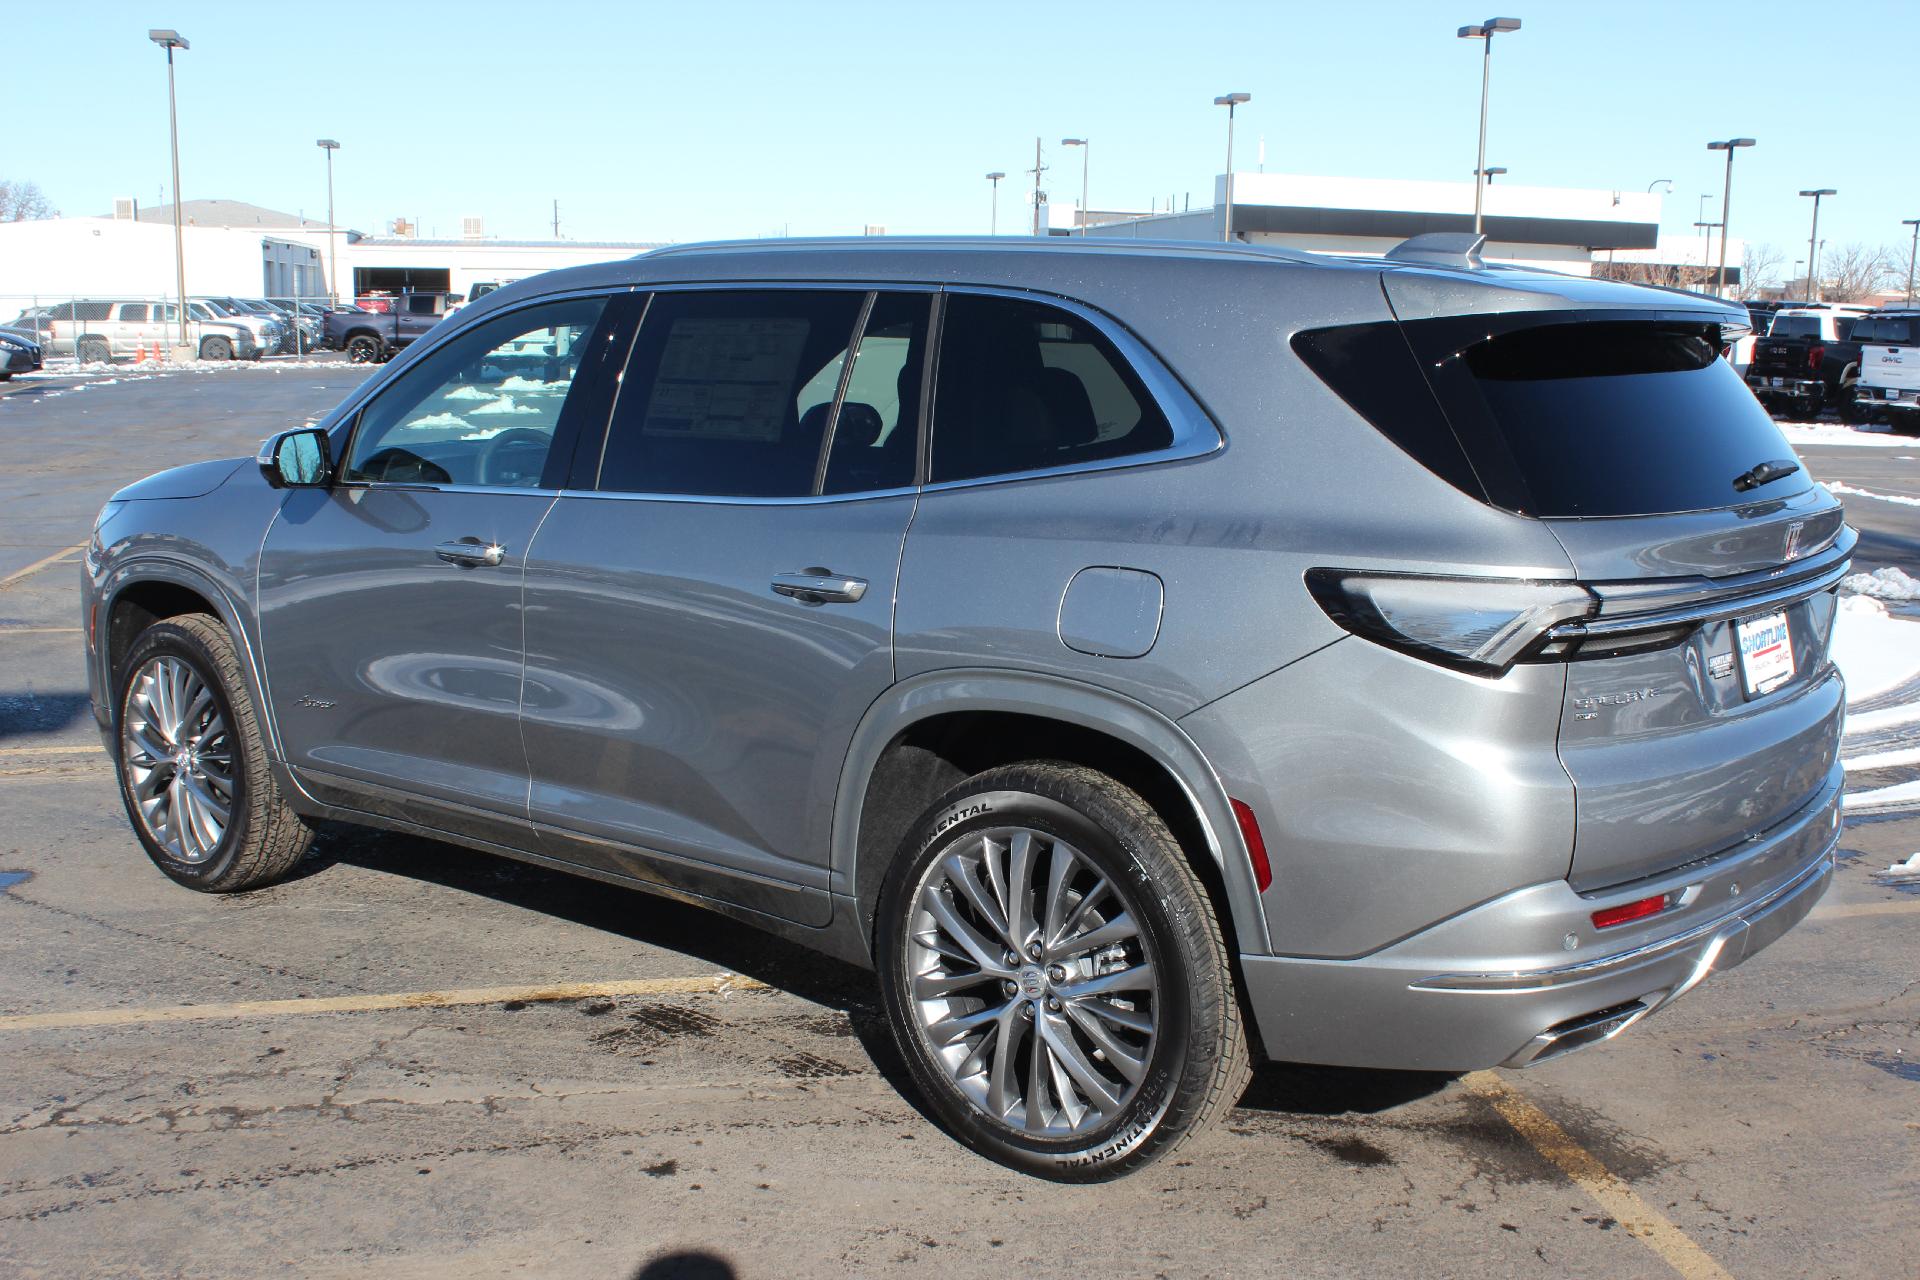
(1707, 138, 1754, 296)
(1213, 93, 1250, 242)
(1457, 17, 1520, 235)
(1474, 166, 1507, 183)
(1061, 139, 1089, 234)
(985, 172, 1005, 235)
(1800, 189, 1835, 302)
(316, 140, 340, 307)
(1904, 218, 1919, 302)
(148, 29, 190, 347)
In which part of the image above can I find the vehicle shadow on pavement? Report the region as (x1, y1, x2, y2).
(1233, 1061, 1457, 1116)
(0, 690, 92, 739)
(629, 1250, 739, 1280)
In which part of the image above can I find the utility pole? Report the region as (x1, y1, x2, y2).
(552, 199, 560, 238)
(1904, 218, 1919, 303)
(1028, 138, 1047, 237)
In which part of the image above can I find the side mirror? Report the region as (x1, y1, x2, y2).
(258, 427, 333, 489)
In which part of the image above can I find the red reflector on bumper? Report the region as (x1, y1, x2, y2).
(1591, 893, 1669, 930)
(1229, 798, 1273, 894)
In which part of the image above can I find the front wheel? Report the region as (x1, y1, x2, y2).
(78, 339, 112, 365)
(876, 762, 1249, 1181)
(114, 615, 314, 892)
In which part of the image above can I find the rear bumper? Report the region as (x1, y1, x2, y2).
(1747, 375, 1823, 400)
(1239, 765, 1841, 1072)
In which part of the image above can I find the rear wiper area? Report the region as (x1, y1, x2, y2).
(1732, 458, 1800, 492)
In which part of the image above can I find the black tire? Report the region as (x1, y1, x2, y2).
(113, 615, 313, 892)
(199, 335, 233, 362)
(78, 339, 112, 365)
(876, 761, 1249, 1181)
(346, 334, 381, 364)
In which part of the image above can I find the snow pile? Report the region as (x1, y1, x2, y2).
(1776, 421, 1912, 448)
(1839, 566, 1920, 602)
(1880, 852, 1920, 882)
(1831, 595, 1920, 700)
(1827, 481, 1920, 508)
(497, 375, 568, 393)
(443, 384, 495, 401)
(470, 396, 538, 416)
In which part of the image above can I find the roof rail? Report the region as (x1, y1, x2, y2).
(1384, 232, 1486, 269)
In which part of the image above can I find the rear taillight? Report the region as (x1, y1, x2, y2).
(1591, 893, 1672, 930)
(1809, 344, 1825, 370)
(1304, 570, 1596, 677)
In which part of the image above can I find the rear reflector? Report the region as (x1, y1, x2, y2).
(1591, 893, 1670, 930)
(1230, 798, 1273, 894)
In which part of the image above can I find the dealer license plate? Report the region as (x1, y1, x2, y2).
(1735, 611, 1795, 697)
(1770, 377, 1784, 387)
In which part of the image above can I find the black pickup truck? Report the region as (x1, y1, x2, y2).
(1745, 309, 1868, 415)
(324, 293, 457, 363)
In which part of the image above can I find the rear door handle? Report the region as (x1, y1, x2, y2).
(436, 538, 505, 567)
(771, 569, 868, 605)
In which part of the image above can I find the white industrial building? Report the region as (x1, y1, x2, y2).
(0, 199, 659, 311)
(1071, 173, 1736, 284)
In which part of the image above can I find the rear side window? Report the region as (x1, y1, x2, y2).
(930, 294, 1172, 483)
(598, 290, 866, 498)
(73, 302, 112, 322)
(1297, 315, 1809, 517)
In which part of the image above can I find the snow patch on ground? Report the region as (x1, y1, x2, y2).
(470, 396, 537, 416)
(1776, 420, 1913, 448)
(442, 384, 494, 401)
(1839, 565, 1920, 601)
(1847, 778, 1920, 812)
(1826, 481, 1920, 508)
(497, 375, 568, 392)
(1831, 595, 1920, 701)
(1879, 852, 1920, 882)
(406, 412, 468, 429)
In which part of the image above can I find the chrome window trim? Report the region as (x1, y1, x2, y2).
(569, 280, 1222, 507)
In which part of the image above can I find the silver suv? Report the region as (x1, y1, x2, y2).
(84, 237, 1847, 1180)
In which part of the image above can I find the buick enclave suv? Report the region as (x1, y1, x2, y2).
(85, 236, 1847, 1179)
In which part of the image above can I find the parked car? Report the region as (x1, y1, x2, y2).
(86, 236, 1847, 1180)
(193, 297, 287, 355)
(1745, 305, 1872, 413)
(0, 325, 44, 379)
(262, 299, 323, 353)
(28, 299, 258, 363)
(1849, 309, 1920, 432)
(323, 292, 456, 362)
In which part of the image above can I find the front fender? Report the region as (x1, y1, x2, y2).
(829, 668, 1273, 961)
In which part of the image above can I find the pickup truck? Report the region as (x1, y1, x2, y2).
(1851, 310, 1920, 433)
(1745, 306, 1871, 415)
(323, 293, 457, 363)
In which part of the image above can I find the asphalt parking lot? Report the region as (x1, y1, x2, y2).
(1, 363, 1916, 1279)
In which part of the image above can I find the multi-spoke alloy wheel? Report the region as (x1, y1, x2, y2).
(878, 762, 1249, 1181)
(122, 655, 234, 864)
(113, 615, 313, 892)
(906, 826, 1158, 1136)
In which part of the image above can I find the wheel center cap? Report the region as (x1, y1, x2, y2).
(1018, 967, 1047, 999)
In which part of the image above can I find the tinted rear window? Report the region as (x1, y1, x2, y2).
(1769, 316, 1820, 339)
(1297, 314, 1808, 517)
(1854, 316, 1920, 345)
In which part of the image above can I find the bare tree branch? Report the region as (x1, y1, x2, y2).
(1819, 242, 1898, 302)
(0, 179, 58, 222)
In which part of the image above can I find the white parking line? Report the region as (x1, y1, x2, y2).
(0, 974, 770, 1031)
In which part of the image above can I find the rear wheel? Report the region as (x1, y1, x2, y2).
(346, 334, 381, 363)
(876, 762, 1249, 1181)
(114, 615, 313, 892)
(78, 339, 111, 365)
(198, 335, 233, 362)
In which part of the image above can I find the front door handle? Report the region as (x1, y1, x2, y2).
(435, 538, 505, 568)
(771, 569, 868, 605)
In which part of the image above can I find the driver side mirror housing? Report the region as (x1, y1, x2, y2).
(258, 427, 333, 489)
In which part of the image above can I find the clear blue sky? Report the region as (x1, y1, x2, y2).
(11, 1, 1918, 276)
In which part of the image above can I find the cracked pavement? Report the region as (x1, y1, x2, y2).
(0, 368, 1915, 1278)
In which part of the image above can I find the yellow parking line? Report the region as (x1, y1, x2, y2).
(1463, 1071, 1734, 1280)
(0, 744, 103, 757)
(0, 974, 770, 1031)
(0, 627, 82, 635)
(1811, 899, 1920, 919)
(0, 543, 88, 590)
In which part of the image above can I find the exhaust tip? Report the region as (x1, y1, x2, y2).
(1505, 1000, 1650, 1068)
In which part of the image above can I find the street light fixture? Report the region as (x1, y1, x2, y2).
(1800, 189, 1836, 302)
(1474, 166, 1507, 183)
(1706, 138, 1755, 296)
(316, 140, 340, 307)
(1647, 178, 1673, 193)
(1061, 139, 1089, 235)
(985, 172, 1005, 235)
(148, 28, 190, 347)
(1457, 17, 1521, 235)
(1213, 92, 1250, 242)
(1903, 218, 1919, 303)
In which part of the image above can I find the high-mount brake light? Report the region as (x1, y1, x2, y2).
(1590, 893, 1672, 930)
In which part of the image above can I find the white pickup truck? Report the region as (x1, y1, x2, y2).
(1852, 310, 1920, 434)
